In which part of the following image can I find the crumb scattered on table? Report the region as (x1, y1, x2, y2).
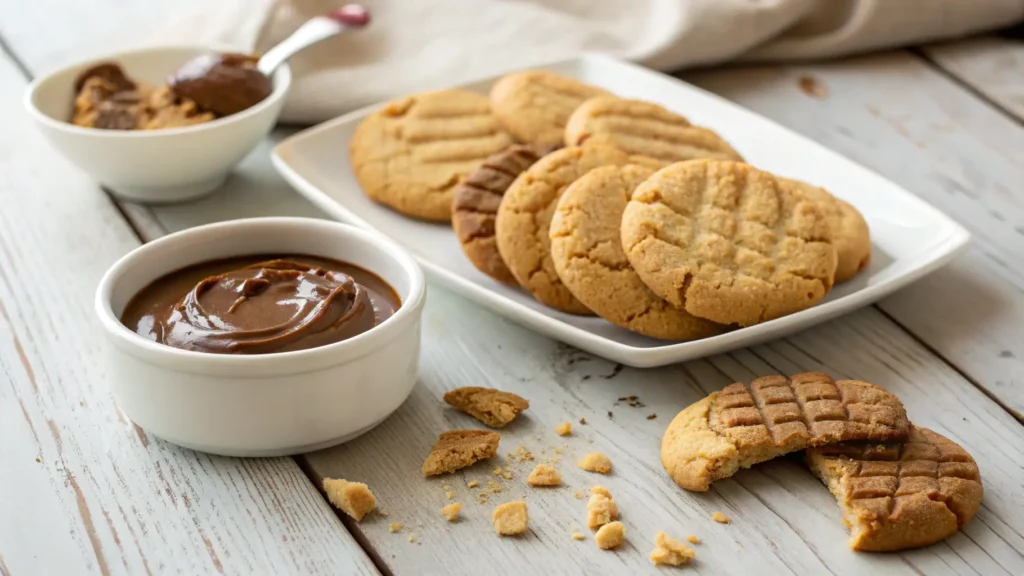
(578, 452, 612, 474)
(650, 531, 695, 566)
(607, 411, 613, 419)
(646, 413, 657, 420)
(512, 445, 534, 462)
(595, 521, 625, 550)
(440, 503, 461, 522)
(323, 478, 377, 522)
(579, 417, 587, 425)
(446, 490, 456, 500)
(467, 480, 479, 488)
(443, 387, 529, 428)
(572, 532, 586, 541)
(574, 490, 585, 499)
(492, 501, 529, 535)
(389, 523, 403, 533)
(408, 534, 416, 543)
(555, 422, 572, 436)
(527, 464, 562, 486)
(712, 511, 730, 524)
(686, 535, 700, 544)
(587, 486, 619, 529)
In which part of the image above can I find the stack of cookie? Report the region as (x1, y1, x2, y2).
(661, 372, 983, 552)
(349, 70, 872, 340)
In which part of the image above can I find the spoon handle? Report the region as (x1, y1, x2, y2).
(257, 4, 370, 77)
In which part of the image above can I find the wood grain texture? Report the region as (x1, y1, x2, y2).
(301, 287, 1024, 575)
(922, 36, 1024, 122)
(684, 51, 1024, 418)
(0, 52, 378, 576)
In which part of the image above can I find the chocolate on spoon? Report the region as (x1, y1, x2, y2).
(168, 4, 370, 117)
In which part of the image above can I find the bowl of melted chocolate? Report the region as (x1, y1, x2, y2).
(96, 218, 425, 457)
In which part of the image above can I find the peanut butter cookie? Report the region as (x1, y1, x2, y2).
(565, 97, 742, 163)
(451, 144, 556, 284)
(661, 373, 909, 492)
(549, 164, 725, 340)
(496, 145, 631, 313)
(422, 429, 501, 476)
(784, 179, 871, 283)
(443, 386, 529, 428)
(489, 70, 611, 146)
(323, 478, 377, 521)
(621, 160, 838, 327)
(350, 89, 514, 222)
(806, 426, 982, 552)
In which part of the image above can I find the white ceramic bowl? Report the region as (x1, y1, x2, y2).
(25, 45, 291, 203)
(95, 218, 426, 457)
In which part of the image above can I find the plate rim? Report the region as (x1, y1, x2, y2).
(270, 52, 971, 368)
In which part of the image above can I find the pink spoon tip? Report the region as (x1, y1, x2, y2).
(328, 4, 370, 27)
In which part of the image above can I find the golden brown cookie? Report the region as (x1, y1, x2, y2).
(550, 164, 725, 340)
(784, 179, 871, 283)
(443, 386, 529, 428)
(422, 429, 501, 476)
(660, 373, 909, 492)
(565, 97, 742, 163)
(451, 144, 556, 284)
(490, 70, 612, 146)
(621, 160, 838, 327)
(806, 426, 982, 552)
(496, 145, 631, 313)
(349, 89, 514, 222)
(323, 478, 376, 521)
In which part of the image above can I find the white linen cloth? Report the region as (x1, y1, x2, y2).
(162, 0, 1024, 123)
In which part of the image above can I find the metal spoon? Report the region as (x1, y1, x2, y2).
(258, 4, 371, 76)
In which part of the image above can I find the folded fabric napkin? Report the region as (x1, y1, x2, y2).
(162, 0, 1024, 123)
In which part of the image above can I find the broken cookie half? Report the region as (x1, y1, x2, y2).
(805, 426, 983, 552)
(443, 386, 529, 428)
(661, 373, 910, 491)
(422, 429, 501, 476)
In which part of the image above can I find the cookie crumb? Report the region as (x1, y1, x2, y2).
(649, 531, 695, 566)
(389, 523, 403, 533)
(445, 491, 456, 500)
(712, 511, 730, 524)
(646, 413, 657, 420)
(574, 490, 585, 500)
(527, 464, 562, 486)
(572, 532, 586, 541)
(686, 535, 700, 544)
(443, 387, 529, 428)
(555, 422, 572, 436)
(467, 481, 479, 488)
(586, 486, 619, 529)
(579, 417, 587, 425)
(440, 503, 462, 522)
(408, 534, 416, 543)
(595, 521, 625, 550)
(513, 445, 534, 462)
(492, 501, 529, 535)
(476, 493, 491, 504)
(487, 481, 503, 493)
(422, 430, 501, 476)
(34, 456, 41, 463)
(323, 478, 377, 522)
(554, 448, 564, 454)
(578, 452, 612, 474)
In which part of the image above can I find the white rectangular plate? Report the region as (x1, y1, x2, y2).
(272, 54, 969, 368)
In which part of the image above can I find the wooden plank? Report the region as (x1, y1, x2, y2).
(683, 51, 1024, 418)
(0, 52, 378, 576)
(299, 287, 1024, 575)
(921, 36, 1024, 122)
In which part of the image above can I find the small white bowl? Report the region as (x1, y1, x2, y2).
(25, 45, 291, 203)
(95, 218, 426, 457)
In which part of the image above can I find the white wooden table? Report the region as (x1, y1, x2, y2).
(2, 3, 1023, 575)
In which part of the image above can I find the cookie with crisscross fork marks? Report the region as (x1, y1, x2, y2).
(350, 89, 514, 222)
(621, 159, 838, 327)
(805, 426, 982, 551)
(490, 70, 612, 146)
(452, 144, 557, 284)
(565, 97, 743, 163)
(549, 164, 725, 340)
(661, 373, 909, 492)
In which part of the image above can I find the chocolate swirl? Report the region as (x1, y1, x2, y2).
(155, 259, 376, 354)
